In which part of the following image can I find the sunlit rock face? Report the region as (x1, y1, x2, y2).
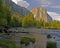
(30, 7, 52, 22)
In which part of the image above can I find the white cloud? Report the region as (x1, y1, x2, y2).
(12, 0, 29, 8)
(41, 5, 48, 7)
(41, 0, 51, 5)
(51, 5, 60, 9)
(34, 0, 53, 7)
(17, 0, 29, 8)
(12, 0, 20, 4)
(40, 0, 60, 9)
(47, 11, 60, 21)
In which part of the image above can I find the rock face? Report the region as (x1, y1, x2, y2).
(30, 7, 52, 22)
(47, 14, 52, 21)
(1, 0, 33, 16)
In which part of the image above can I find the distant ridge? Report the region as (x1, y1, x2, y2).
(47, 14, 52, 21)
(1, 0, 33, 16)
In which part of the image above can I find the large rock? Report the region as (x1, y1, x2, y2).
(30, 7, 52, 22)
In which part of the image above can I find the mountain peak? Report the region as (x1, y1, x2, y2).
(30, 7, 52, 22)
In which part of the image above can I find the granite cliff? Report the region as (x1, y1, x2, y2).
(30, 7, 52, 22)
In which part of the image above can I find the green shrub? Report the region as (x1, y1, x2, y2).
(30, 38, 35, 43)
(0, 40, 16, 48)
(47, 34, 52, 39)
(47, 42, 57, 48)
(20, 37, 35, 46)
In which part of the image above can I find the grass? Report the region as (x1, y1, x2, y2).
(0, 40, 17, 48)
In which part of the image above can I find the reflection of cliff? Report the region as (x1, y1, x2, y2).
(30, 7, 52, 22)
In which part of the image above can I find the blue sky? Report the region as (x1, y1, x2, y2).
(25, 0, 60, 14)
(12, 0, 60, 13)
(12, 0, 60, 21)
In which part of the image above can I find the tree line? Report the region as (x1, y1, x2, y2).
(0, 0, 60, 29)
